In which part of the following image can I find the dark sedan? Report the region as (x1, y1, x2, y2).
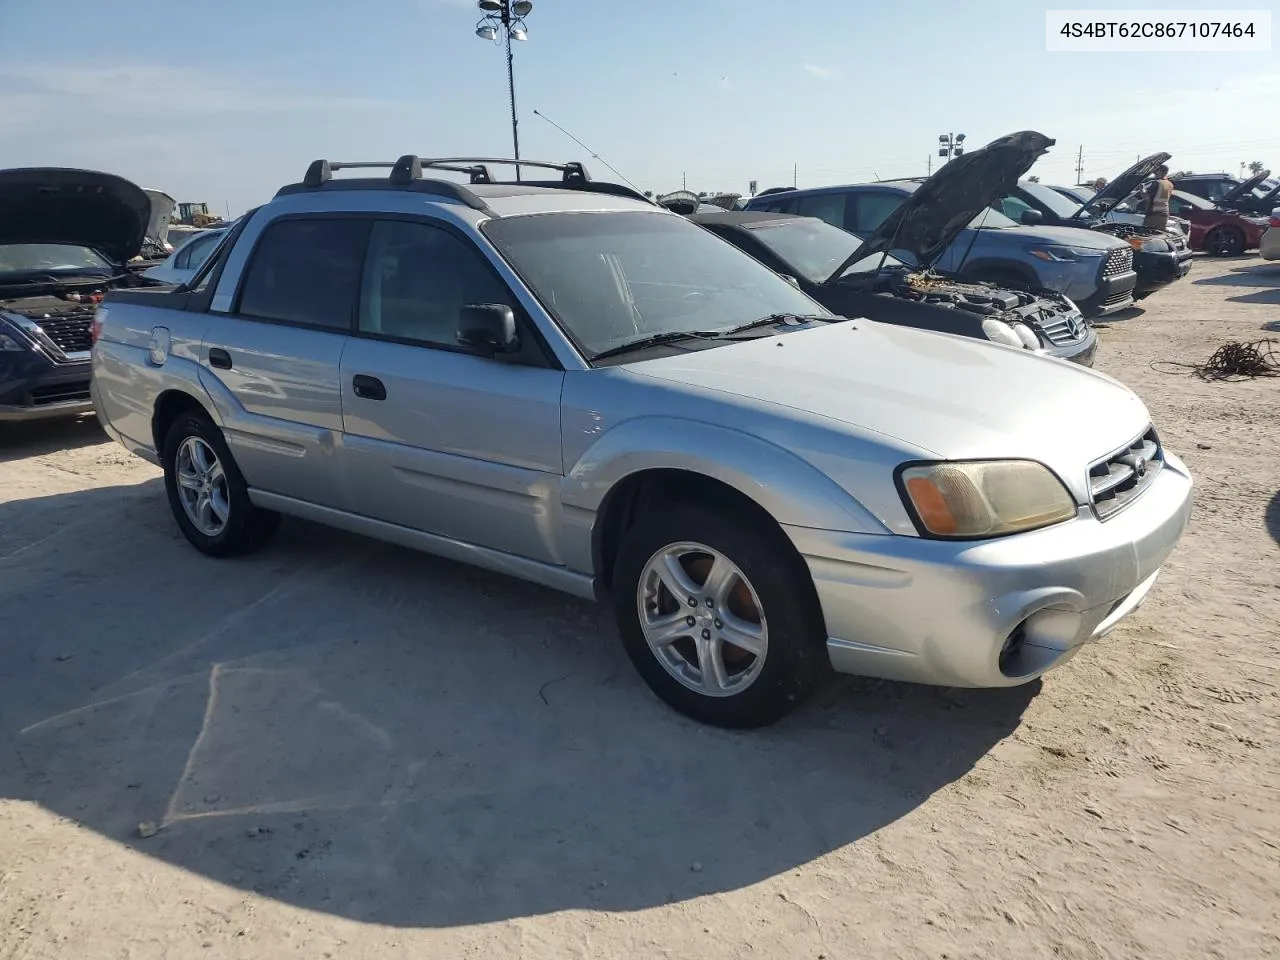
(693, 211, 1097, 366)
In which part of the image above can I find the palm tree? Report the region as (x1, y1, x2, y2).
(1248, 160, 1266, 175)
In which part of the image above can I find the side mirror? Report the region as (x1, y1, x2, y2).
(457, 303, 519, 355)
(1019, 208, 1044, 226)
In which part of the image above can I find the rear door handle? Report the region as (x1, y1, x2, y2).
(208, 347, 232, 370)
(352, 374, 387, 401)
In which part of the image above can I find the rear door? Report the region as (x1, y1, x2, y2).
(199, 216, 367, 510)
(338, 217, 565, 564)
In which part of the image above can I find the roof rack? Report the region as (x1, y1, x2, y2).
(281, 155, 652, 208)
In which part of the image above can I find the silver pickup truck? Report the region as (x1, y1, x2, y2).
(92, 155, 1194, 728)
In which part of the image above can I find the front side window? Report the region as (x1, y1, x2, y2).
(1019, 182, 1082, 218)
(483, 212, 830, 358)
(236, 218, 367, 329)
(359, 220, 515, 346)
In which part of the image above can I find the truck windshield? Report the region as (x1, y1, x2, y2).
(483, 212, 833, 358)
(0, 244, 114, 280)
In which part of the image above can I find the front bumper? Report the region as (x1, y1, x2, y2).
(1133, 249, 1194, 297)
(1041, 321, 1098, 367)
(1076, 269, 1138, 317)
(0, 352, 93, 422)
(786, 452, 1193, 688)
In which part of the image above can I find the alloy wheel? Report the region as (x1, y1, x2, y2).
(175, 436, 230, 537)
(636, 541, 768, 697)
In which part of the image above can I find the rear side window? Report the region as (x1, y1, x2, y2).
(237, 219, 368, 329)
(175, 233, 221, 269)
(794, 193, 848, 230)
(849, 191, 904, 233)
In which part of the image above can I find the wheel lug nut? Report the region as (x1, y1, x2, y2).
(705, 598, 714, 608)
(701, 628, 711, 640)
(686, 616, 696, 627)
(687, 597, 698, 607)
(714, 619, 723, 629)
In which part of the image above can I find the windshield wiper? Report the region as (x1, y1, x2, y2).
(590, 314, 830, 361)
(717, 313, 830, 336)
(591, 330, 726, 361)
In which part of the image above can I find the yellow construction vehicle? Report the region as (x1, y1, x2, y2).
(174, 202, 223, 228)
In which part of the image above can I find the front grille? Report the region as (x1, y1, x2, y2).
(1102, 247, 1134, 278)
(1036, 310, 1084, 345)
(1089, 427, 1162, 519)
(32, 314, 93, 355)
(27, 382, 91, 406)
(1102, 290, 1133, 307)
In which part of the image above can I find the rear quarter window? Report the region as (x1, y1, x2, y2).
(236, 218, 368, 329)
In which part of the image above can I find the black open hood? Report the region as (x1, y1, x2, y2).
(825, 131, 1054, 282)
(1217, 170, 1272, 209)
(1076, 151, 1171, 218)
(0, 167, 150, 264)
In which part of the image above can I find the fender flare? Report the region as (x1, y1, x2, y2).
(561, 416, 890, 535)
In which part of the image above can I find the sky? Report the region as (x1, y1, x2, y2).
(1, 0, 1277, 215)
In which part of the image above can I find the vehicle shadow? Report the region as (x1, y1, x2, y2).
(0, 415, 105, 463)
(1192, 263, 1280, 289)
(1267, 490, 1280, 548)
(0, 479, 1036, 929)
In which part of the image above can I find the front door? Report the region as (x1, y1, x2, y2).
(200, 216, 368, 510)
(339, 218, 565, 564)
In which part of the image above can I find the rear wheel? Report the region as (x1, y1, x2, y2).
(612, 502, 826, 728)
(1206, 225, 1245, 257)
(162, 410, 279, 557)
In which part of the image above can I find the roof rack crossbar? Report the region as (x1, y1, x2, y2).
(420, 157, 591, 184)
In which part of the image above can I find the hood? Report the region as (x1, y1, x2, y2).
(997, 223, 1128, 250)
(629, 321, 1148, 503)
(827, 130, 1054, 280)
(0, 167, 150, 264)
(1076, 151, 1171, 218)
(1217, 171, 1272, 209)
(143, 189, 175, 248)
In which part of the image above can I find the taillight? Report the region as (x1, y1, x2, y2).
(1270, 215, 1280, 229)
(90, 307, 106, 345)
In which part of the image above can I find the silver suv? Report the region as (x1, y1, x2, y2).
(92, 156, 1193, 728)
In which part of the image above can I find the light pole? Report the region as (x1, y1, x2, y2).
(938, 132, 967, 164)
(475, 0, 533, 180)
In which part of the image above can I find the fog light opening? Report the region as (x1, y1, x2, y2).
(999, 624, 1027, 676)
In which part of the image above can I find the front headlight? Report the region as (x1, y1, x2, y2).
(1029, 246, 1106, 262)
(981, 317, 1023, 348)
(898, 460, 1077, 539)
(1010, 322, 1041, 349)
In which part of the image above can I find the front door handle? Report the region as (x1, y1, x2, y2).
(352, 374, 387, 401)
(208, 347, 232, 370)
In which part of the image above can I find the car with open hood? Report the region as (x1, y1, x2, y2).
(92, 152, 1192, 728)
(994, 153, 1193, 301)
(1139, 185, 1272, 256)
(692, 210, 1096, 365)
(1172, 172, 1280, 212)
(0, 167, 151, 422)
(1046, 184, 1191, 240)
(744, 132, 1139, 318)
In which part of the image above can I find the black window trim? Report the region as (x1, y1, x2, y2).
(224, 210, 558, 369)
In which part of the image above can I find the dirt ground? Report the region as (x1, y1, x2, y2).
(1, 254, 1277, 960)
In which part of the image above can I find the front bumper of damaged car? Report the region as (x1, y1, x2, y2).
(784, 452, 1193, 688)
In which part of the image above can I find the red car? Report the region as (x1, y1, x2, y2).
(1170, 190, 1272, 255)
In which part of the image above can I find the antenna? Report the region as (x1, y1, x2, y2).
(531, 109, 643, 192)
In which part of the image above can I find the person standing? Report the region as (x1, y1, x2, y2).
(1142, 164, 1174, 231)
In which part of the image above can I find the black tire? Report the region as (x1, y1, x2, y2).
(612, 501, 827, 728)
(162, 410, 279, 557)
(1206, 226, 1245, 257)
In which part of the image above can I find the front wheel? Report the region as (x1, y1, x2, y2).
(612, 503, 826, 728)
(1206, 226, 1245, 257)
